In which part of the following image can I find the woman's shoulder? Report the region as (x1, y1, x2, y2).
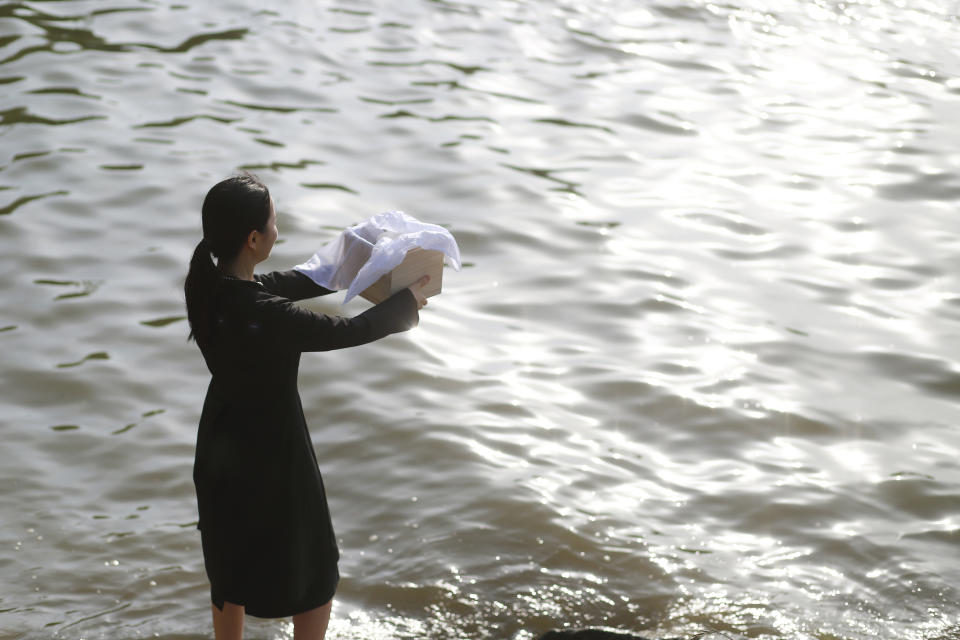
(256, 270, 335, 300)
(216, 276, 282, 314)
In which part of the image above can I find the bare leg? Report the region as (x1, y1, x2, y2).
(293, 599, 332, 640)
(212, 601, 245, 640)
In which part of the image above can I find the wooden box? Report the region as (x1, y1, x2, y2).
(360, 248, 444, 304)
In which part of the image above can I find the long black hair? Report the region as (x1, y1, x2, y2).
(185, 173, 271, 349)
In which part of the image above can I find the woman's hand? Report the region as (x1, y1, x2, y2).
(407, 275, 430, 309)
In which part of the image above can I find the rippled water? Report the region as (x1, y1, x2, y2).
(2, 1, 959, 638)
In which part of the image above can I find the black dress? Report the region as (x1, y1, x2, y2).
(192, 269, 418, 618)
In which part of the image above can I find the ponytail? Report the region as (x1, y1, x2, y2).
(185, 238, 220, 348)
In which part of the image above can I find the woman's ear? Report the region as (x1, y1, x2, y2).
(246, 229, 259, 250)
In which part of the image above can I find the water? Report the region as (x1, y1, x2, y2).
(1, 0, 959, 638)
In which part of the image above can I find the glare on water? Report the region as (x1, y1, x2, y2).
(1, 1, 959, 639)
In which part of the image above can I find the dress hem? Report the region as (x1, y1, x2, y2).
(211, 568, 339, 619)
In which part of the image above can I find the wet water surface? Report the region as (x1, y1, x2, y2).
(1, 1, 959, 639)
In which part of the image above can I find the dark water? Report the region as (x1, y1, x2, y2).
(1, 1, 959, 638)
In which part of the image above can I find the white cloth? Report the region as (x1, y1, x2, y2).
(293, 211, 462, 303)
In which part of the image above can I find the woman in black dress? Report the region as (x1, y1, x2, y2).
(184, 174, 429, 640)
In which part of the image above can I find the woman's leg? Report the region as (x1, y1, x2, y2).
(212, 601, 245, 640)
(292, 599, 332, 640)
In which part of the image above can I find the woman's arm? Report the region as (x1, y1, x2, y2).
(264, 287, 417, 352)
(256, 270, 334, 300)
(262, 276, 429, 352)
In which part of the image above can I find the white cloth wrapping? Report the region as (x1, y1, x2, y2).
(293, 211, 462, 303)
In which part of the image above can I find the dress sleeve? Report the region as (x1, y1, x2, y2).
(265, 287, 419, 352)
(256, 270, 335, 301)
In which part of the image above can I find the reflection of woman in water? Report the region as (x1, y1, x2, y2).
(184, 173, 429, 640)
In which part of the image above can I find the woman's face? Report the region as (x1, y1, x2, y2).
(256, 200, 279, 262)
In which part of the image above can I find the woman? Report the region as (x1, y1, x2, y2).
(184, 174, 429, 640)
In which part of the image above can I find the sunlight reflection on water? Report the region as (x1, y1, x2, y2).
(1, 0, 959, 638)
